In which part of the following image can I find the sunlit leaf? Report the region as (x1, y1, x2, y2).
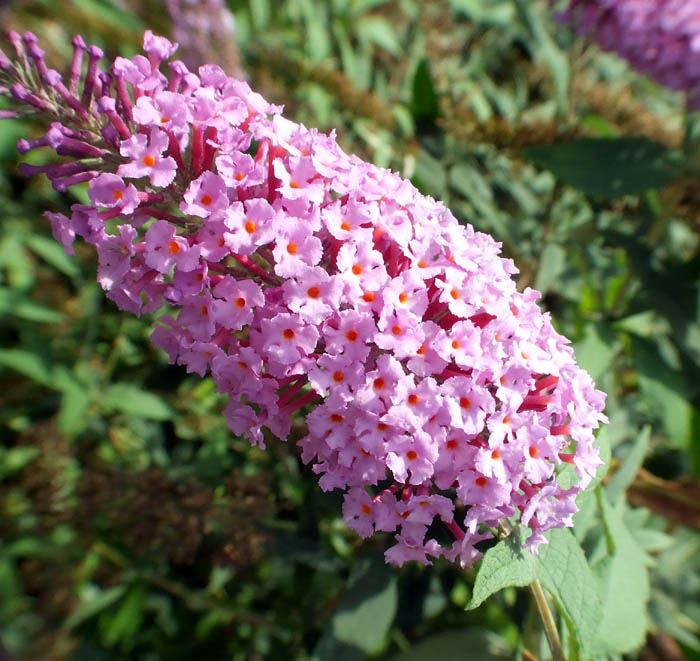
(594, 497, 650, 654)
(523, 138, 681, 198)
(100, 383, 173, 420)
(312, 555, 398, 660)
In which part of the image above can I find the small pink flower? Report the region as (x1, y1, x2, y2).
(259, 312, 320, 366)
(271, 226, 323, 278)
(177, 291, 217, 341)
(181, 171, 228, 217)
(216, 151, 264, 188)
(133, 91, 190, 130)
(386, 430, 439, 485)
(118, 127, 176, 187)
(223, 198, 275, 254)
(88, 173, 140, 214)
(457, 470, 513, 507)
(96, 224, 136, 290)
(212, 276, 264, 330)
(282, 266, 344, 325)
(144, 219, 200, 273)
(321, 309, 376, 362)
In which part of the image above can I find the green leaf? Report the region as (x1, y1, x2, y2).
(413, 149, 446, 199)
(522, 138, 681, 198)
(606, 425, 650, 504)
(469, 527, 602, 659)
(63, 585, 128, 631)
(312, 554, 398, 660)
(411, 60, 439, 124)
(467, 527, 534, 611)
(534, 528, 602, 660)
(573, 322, 618, 383)
(102, 582, 146, 647)
(513, 0, 570, 113)
(24, 234, 80, 279)
(0, 349, 54, 388)
(0, 287, 64, 323)
(58, 382, 91, 437)
(447, 0, 514, 25)
(299, 0, 331, 61)
(534, 243, 566, 295)
(356, 16, 401, 56)
(100, 384, 173, 420)
(631, 336, 692, 448)
(388, 629, 512, 660)
(0, 446, 40, 477)
(594, 498, 650, 654)
(0, 119, 32, 164)
(249, 0, 271, 30)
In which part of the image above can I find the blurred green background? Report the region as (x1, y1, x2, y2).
(0, 0, 699, 659)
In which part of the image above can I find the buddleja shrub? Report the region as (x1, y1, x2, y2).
(1, 29, 610, 659)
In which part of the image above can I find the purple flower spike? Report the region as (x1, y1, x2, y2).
(0, 30, 607, 569)
(561, 0, 700, 107)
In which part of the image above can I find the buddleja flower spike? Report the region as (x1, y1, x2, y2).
(0, 30, 607, 568)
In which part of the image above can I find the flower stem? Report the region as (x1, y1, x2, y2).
(529, 577, 565, 661)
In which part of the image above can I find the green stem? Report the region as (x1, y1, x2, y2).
(529, 577, 565, 661)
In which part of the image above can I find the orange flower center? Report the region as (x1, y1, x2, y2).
(352, 264, 363, 275)
(234, 297, 246, 309)
(407, 394, 419, 406)
(200, 194, 213, 206)
(282, 328, 295, 340)
(244, 221, 256, 234)
(286, 242, 298, 255)
(168, 240, 180, 254)
(142, 155, 156, 167)
(345, 329, 359, 342)
(307, 286, 321, 299)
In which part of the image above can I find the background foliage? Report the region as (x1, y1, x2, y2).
(0, 0, 699, 659)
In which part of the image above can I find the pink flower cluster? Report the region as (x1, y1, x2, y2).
(0, 30, 607, 567)
(561, 0, 700, 107)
